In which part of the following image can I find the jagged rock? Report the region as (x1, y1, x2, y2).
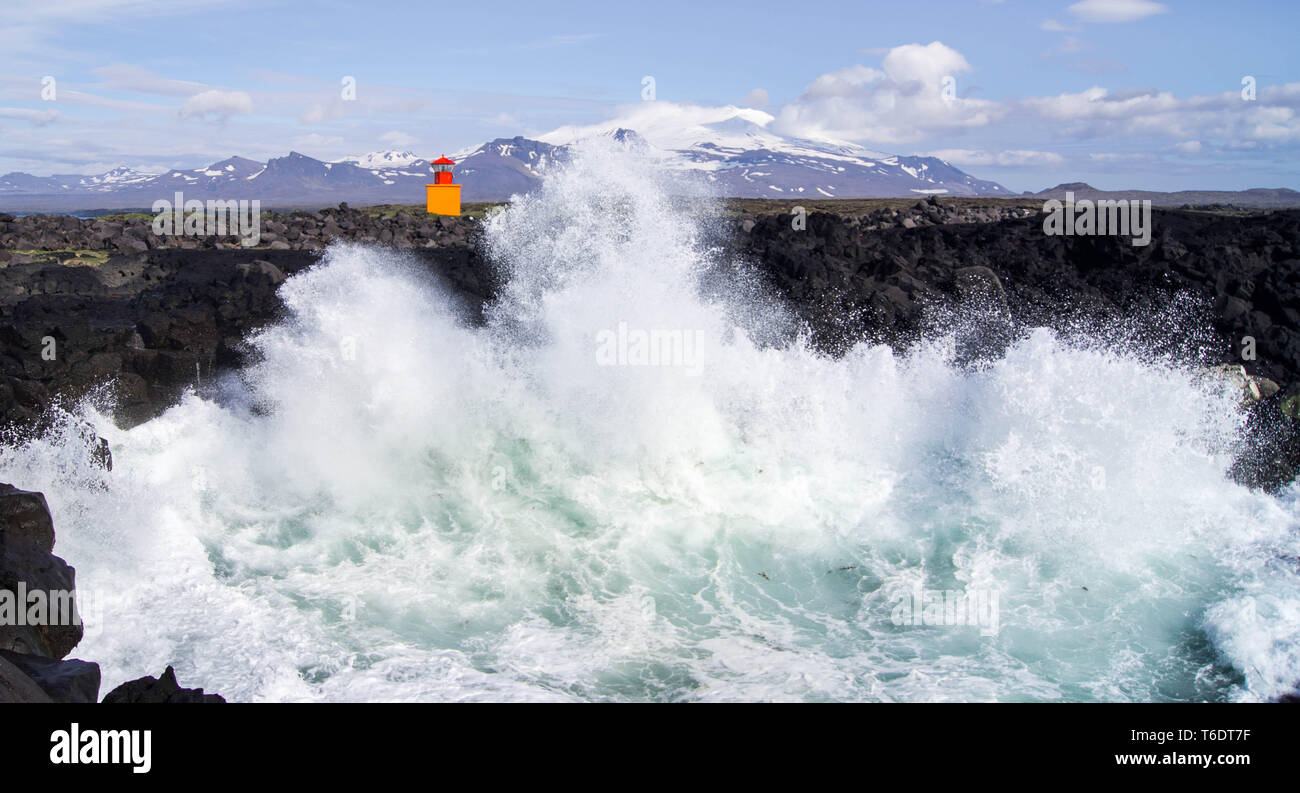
(0, 653, 52, 702)
(236, 259, 287, 288)
(1230, 389, 1300, 492)
(102, 666, 226, 703)
(0, 484, 82, 658)
(0, 649, 99, 703)
(1201, 364, 1274, 405)
(1206, 363, 1264, 403)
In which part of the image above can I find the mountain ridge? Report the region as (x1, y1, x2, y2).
(2, 114, 1297, 211)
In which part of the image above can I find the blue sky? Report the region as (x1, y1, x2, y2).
(1, 0, 1297, 191)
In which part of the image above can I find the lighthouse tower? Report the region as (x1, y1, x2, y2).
(426, 155, 461, 216)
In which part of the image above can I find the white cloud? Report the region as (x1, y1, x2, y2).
(1041, 19, 1079, 32)
(1021, 84, 1300, 142)
(741, 88, 769, 108)
(178, 89, 253, 120)
(1068, 0, 1168, 23)
(747, 42, 1300, 153)
(773, 42, 999, 144)
(1174, 140, 1202, 154)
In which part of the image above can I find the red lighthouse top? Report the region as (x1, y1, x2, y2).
(431, 155, 455, 184)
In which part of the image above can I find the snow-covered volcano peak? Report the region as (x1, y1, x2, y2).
(332, 150, 424, 170)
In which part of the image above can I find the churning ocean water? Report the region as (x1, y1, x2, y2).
(2, 146, 1298, 702)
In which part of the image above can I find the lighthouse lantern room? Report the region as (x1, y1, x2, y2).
(426, 155, 461, 216)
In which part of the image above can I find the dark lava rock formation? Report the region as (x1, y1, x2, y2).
(0, 482, 227, 702)
(102, 665, 226, 703)
(0, 483, 100, 703)
(0, 208, 495, 430)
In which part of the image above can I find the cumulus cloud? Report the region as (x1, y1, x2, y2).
(1068, 0, 1168, 23)
(748, 40, 1300, 183)
(741, 88, 769, 108)
(773, 42, 999, 143)
(178, 89, 252, 120)
(1021, 84, 1300, 142)
(748, 41, 1300, 155)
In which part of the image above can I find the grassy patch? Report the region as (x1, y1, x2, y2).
(92, 212, 155, 223)
(7, 249, 112, 266)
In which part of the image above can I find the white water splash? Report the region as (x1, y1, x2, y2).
(2, 145, 1298, 702)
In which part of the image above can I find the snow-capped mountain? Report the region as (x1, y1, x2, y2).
(0, 166, 162, 196)
(0, 107, 1011, 210)
(539, 104, 1008, 198)
(0, 153, 441, 211)
(331, 150, 424, 170)
(453, 136, 567, 199)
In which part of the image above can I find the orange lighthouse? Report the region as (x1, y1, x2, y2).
(426, 155, 461, 216)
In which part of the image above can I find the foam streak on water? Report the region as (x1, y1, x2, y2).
(2, 145, 1298, 702)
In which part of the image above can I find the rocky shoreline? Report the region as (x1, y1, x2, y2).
(0, 483, 223, 702)
(1, 198, 1298, 701)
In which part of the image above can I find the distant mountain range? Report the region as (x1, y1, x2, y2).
(1, 106, 1296, 211)
(1028, 182, 1300, 209)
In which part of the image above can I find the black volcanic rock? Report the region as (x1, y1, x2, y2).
(102, 665, 226, 703)
(737, 207, 1300, 387)
(0, 480, 220, 704)
(0, 209, 492, 428)
(0, 484, 82, 659)
(0, 649, 100, 703)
